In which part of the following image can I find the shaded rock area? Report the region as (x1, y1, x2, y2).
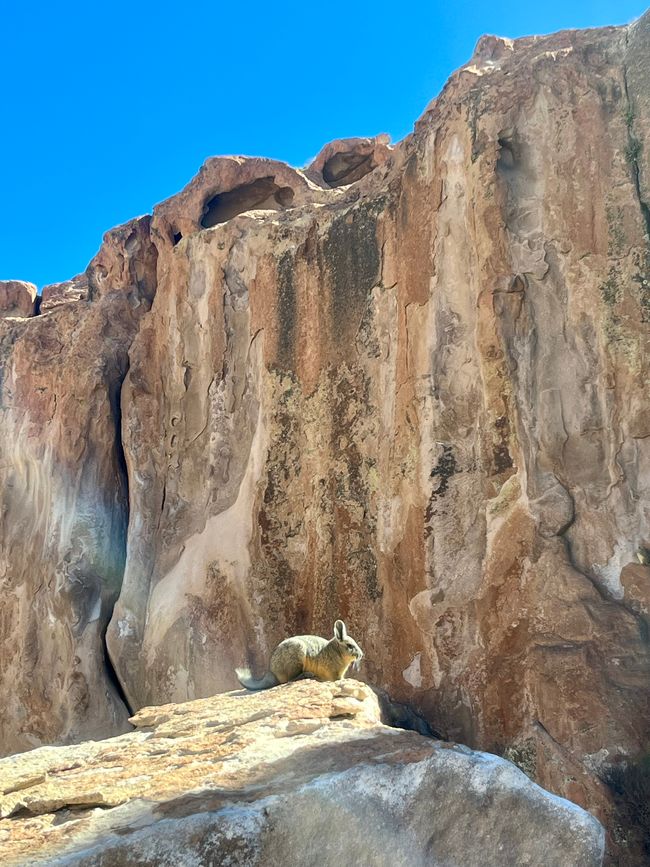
(304, 134, 392, 187)
(0, 680, 605, 866)
(1, 10, 650, 865)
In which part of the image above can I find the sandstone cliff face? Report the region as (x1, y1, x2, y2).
(0, 219, 157, 753)
(2, 11, 650, 861)
(108, 12, 650, 816)
(0, 680, 605, 866)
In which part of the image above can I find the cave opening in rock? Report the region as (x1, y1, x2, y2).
(497, 139, 515, 171)
(274, 185, 295, 207)
(374, 688, 442, 739)
(200, 178, 295, 228)
(322, 152, 375, 187)
(173, 231, 183, 246)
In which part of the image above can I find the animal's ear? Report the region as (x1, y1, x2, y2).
(334, 620, 347, 640)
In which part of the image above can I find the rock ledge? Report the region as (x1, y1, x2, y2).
(0, 680, 604, 866)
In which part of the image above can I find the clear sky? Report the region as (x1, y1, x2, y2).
(2, 0, 647, 288)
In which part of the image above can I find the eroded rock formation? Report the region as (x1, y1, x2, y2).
(1, 11, 650, 862)
(0, 218, 157, 753)
(0, 679, 605, 866)
(0, 281, 37, 318)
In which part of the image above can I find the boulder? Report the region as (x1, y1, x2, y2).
(0, 280, 37, 317)
(0, 680, 605, 866)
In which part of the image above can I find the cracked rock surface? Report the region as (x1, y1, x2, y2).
(0, 680, 604, 866)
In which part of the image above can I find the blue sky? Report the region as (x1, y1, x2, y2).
(2, 1, 647, 288)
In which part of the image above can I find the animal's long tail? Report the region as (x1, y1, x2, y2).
(235, 668, 279, 690)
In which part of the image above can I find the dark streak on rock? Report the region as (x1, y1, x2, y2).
(324, 202, 381, 343)
(277, 251, 296, 370)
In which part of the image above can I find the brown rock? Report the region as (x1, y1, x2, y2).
(40, 275, 89, 311)
(102, 15, 650, 862)
(0, 680, 605, 866)
(0, 216, 157, 756)
(0, 281, 37, 317)
(305, 134, 393, 187)
(1, 11, 650, 864)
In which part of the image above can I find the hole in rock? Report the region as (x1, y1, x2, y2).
(173, 231, 183, 246)
(34, 294, 43, 315)
(124, 230, 139, 254)
(200, 178, 295, 228)
(322, 151, 375, 187)
(275, 186, 295, 206)
(373, 687, 443, 739)
(508, 274, 526, 293)
(496, 137, 516, 171)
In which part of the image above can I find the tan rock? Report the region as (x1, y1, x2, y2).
(0, 280, 37, 317)
(40, 275, 89, 311)
(305, 134, 393, 187)
(151, 155, 330, 250)
(105, 16, 650, 837)
(0, 680, 604, 866)
(1, 11, 650, 865)
(0, 216, 157, 756)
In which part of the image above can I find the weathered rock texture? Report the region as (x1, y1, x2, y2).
(0, 281, 37, 318)
(2, 10, 650, 863)
(0, 218, 157, 754)
(0, 679, 605, 866)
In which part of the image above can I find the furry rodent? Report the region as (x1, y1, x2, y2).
(236, 620, 363, 690)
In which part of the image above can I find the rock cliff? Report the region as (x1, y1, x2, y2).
(0, 217, 156, 752)
(0, 679, 605, 866)
(1, 10, 650, 863)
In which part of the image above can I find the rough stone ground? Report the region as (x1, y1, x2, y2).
(0, 680, 604, 866)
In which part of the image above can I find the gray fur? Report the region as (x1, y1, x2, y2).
(236, 620, 363, 690)
(235, 669, 279, 690)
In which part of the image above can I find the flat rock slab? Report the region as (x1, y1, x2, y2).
(0, 680, 604, 866)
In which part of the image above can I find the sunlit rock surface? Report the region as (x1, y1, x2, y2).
(0, 280, 37, 318)
(0, 680, 604, 866)
(108, 12, 650, 826)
